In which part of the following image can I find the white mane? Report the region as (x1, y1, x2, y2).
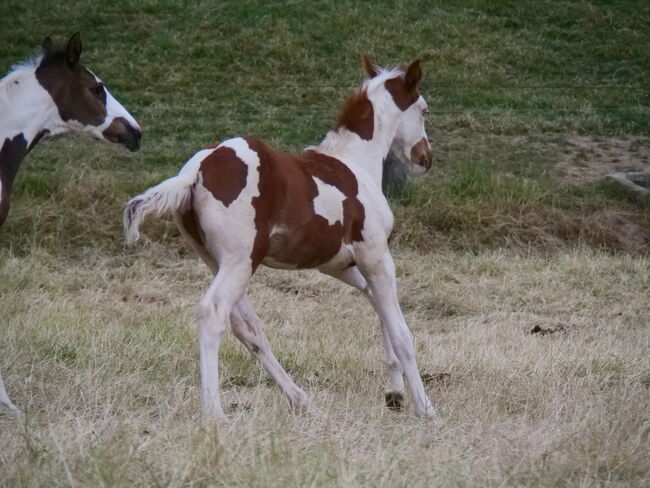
(0, 55, 42, 108)
(361, 66, 404, 92)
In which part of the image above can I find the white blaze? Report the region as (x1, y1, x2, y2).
(312, 177, 345, 226)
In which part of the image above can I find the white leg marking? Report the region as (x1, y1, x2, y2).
(230, 294, 310, 412)
(322, 267, 405, 402)
(357, 251, 437, 419)
(197, 263, 252, 421)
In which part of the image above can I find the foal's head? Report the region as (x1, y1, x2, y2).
(35, 33, 141, 151)
(363, 56, 432, 175)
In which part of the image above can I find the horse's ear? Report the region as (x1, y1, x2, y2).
(42, 36, 55, 58)
(65, 32, 82, 66)
(404, 59, 422, 90)
(362, 54, 380, 78)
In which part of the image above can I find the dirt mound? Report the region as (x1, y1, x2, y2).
(591, 211, 650, 254)
(557, 135, 650, 184)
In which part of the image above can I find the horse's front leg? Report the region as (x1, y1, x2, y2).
(356, 249, 437, 420)
(321, 266, 406, 411)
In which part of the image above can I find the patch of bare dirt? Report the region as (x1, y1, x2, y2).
(589, 211, 650, 254)
(556, 135, 650, 184)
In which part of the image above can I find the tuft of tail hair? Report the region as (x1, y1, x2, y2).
(123, 171, 195, 245)
(123, 147, 215, 244)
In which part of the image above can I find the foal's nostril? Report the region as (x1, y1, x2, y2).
(102, 117, 141, 151)
(123, 125, 142, 152)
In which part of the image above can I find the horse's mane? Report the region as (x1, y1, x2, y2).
(0, 40, 75, 108)
(335, 67, 404, 126)
(0, 55, 43, 108)
(306, 66, 404, 155)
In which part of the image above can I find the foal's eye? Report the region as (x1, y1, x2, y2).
(90, 83, 105, 98)
(422, 108, 430, 118)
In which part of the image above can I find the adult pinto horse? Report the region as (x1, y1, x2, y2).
(124, 56, 436, 422)
(0, 33, 141, 411)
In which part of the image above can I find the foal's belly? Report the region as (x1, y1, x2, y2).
(261, 226, 355, 271)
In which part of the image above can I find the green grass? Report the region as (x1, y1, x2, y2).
(1, 1, 649, 486)
(2, 0, 648, 253)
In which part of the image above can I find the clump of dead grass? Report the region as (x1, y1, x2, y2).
(1, 246, 648, 486)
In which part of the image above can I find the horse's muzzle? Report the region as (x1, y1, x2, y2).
(410, 137, 433, 172)
(121, 123, 142, 152)
(103, 117, 142, 152)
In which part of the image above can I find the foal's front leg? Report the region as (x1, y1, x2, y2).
(321, 267, 406, 410)
(356, 250, 437, 420)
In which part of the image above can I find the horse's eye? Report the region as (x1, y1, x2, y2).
(90, 83, 105, 99)
(422, 108, 430, 118)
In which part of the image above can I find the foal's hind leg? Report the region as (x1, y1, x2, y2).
(230, 294, 310, 413)
(0, 373, 18, 412)
(322, 267, 405, 411)
(175, 211, 310, 415)
(196, 262, 251, 421)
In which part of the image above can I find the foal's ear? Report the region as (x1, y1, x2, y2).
(65, 32, 83, 66)
(42, 36, 56, 58)
(362, 54, 380, 78)
(404, 59, 422, 90)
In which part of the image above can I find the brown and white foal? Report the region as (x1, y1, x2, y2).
(0, 33, 141, 411)
(124, 56, 436, 421)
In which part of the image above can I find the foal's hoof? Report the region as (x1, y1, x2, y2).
(289, 400, 319, 418)
(417, 407, 443, 425)
(0, 402, 20, 417)
(385, 391, 404, 411)
(201, 409, 230, 426)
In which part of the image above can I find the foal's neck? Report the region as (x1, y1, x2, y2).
(0, 67, 57, 224)
(312, 109, 398, 189)
(0, 67, 58, 145)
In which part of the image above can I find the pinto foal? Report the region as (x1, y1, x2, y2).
(0, 33, 141, 411)
(124, 56, 437, 421)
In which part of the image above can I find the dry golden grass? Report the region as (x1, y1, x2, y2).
(1, 244, 648, 487)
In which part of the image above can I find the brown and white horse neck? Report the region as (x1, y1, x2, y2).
(0, 64, 61, 139)
(309, 71, 405, 189)
(0, 64, 56, 223)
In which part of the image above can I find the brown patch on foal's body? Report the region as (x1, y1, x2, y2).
(335, 89, 374, 140)
(199, 146, 248, 207)
(196, 138, 365, 271)
(0, 134, 29, 225)
(180, 205, 205, 247)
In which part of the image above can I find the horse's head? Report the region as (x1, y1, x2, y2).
(364, 56, 432, 175)
(36, 33, 141, 151)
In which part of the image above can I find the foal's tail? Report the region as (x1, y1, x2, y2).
(123, 150, 207, 244)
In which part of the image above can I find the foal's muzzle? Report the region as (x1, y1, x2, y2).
(103, 117, 142, 152)
(410, 137, 433, 173)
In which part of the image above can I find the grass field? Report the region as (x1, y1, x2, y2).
(1, 0, 649, 486)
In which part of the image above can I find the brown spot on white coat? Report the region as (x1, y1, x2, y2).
(199, 145, 249, 207)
